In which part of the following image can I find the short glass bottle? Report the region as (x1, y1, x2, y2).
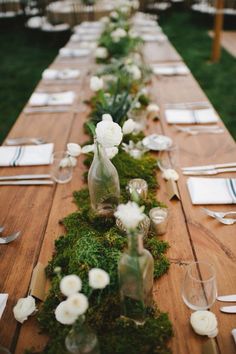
(65, 317, 100, 354)
(118, 231, 154, 324)
(88, 139, 120, 217)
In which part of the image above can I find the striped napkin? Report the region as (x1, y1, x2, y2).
(59, 47, 92, 57)
(0, 143, 54, 167)
(165, 108, 219, 124)
(187, 177, 236, 204)
(42, 69, 80, 80)
(29, 91, 75, 106)
(0, 294, 8, 319)
(152, 64, 190, 76)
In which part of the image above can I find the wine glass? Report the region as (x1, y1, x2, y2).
(182, 261, 217, 311)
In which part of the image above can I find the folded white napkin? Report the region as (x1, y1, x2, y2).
(141, 33, 167, 42)
(0, 143, 54, 167)
(42, 69, 80, 80)
(29, 91, 75, 106)
(187, 177, 236, 205)
(153, 65, 190, 76)
(59, 47, 91, 57)
(165, 108, 219, 124)
(0, 294, 8, 319)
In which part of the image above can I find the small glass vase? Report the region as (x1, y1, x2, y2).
(88, 139, 120, 217)
(65, 318, 100, 354)
(118, 231, 154, 325)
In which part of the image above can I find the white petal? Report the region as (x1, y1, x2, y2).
(60, 275, 82, 297)
(67, 143, 81, 157)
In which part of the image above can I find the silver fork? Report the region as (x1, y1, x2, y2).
(215, 217, 236, 225)
(5, 137, 46, 145)
(202, 207, 236, 219)
(0, 225, 5, 233)
(0, 231, 21, 244)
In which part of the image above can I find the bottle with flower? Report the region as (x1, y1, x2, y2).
(54, 268, 110, 354)
(87, 114, 122, 217)
(115, 201, 154, 324)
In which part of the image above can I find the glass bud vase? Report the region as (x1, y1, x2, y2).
(88, 139, 120, 217)
(118, 231, 154, 325)
(65, 320, 100, 354)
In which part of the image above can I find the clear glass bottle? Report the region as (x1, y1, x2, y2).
(88, 139, 120, 217)
(65, 317, 100, 354)
(118, 231, 154, 325)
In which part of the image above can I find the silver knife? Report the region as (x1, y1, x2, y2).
(217, 295, 236, 302)
(0, 174, 51, 181)
(182, 162, 236, 171)
(220, 306, 236, 313)
(0, 180, 54, 186)
(183, 167, 236, 175)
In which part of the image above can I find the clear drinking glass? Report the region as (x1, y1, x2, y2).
(50, 151, 73, 184)
(159, 144, 179, 170)
(182, 261, 217, 311)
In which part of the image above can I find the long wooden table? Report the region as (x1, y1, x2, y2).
(0, 31, 236, 354)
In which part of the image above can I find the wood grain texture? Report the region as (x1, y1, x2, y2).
(0, 36, 235, 354)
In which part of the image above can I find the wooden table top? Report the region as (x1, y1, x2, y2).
(0, 35, 235, 354)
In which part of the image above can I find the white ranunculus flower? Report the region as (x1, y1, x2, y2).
(81, 144, 95, 154)
(89, 268, 110, 289)
(122, 118, 136, 135)
(67, 143, 82, 157)
(59, 157, 71, 168)
(190, 311, 218, 338)
(134, 101, 141, 109)
(55, 300, 77, 325)
(60, 274, 82, 297)
(111, 28, 127, 43)
(13, 296, 36, 323)
(95, 120, 123, 148)
(90, 76, 104, 92)
(126, 65, 142, 80)
(147, 103, 160, 113)
(110, 11, 119, 19)
(162, 169, 179, 181)
(66, 293, 88, 316)
(102, 113, 113, 122)
(114, 201, 145, 230)
(105, 146, 118, 159)
(95, 47, 108, 59)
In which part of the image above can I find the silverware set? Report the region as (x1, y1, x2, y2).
(0, 225, 21, 244)
(202, 207, 236, 225)
(217, 294, 236, 313)
(175, 124, 224, 135)
(0, 174, 54, 186)
(182, 162, 236, 176)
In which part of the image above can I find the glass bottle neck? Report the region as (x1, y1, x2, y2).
(127, 232, 144, 256)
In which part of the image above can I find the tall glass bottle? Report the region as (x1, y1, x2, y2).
(65, 317, 100, 354)
(88, 139, 120, 217)
(118, 231, 154, 324)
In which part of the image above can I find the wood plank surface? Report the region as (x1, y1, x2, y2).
(0, 30, 235, 354)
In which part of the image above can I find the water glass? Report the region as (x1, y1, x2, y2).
(51, 151, 73, 184)
(159, 144, 179, 169)
(182, 261, 217, 311)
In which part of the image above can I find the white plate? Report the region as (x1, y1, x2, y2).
(142, 134, 173, 151)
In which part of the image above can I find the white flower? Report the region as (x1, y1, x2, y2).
(60, 275, 82, 297)
(134, 101, 141, 109)
(89, 268, 110, 289)
(55, 301, 77, 325)
(102, 113, 113, 122)
(114, 201, 145, 230)
(67, 143, 81, 157)
(122, 118, 136, 135)
(90, 76, 104, 92)
(111, 28, 127, 43)
(110, 11, 119, 19)
(59, 157, 71, 168)
(162, 169, 179, 181)
(95, 47, 108, 59)
(81, 144, 95, 153)
(66, 293, 88, 316)
(13, 296, 36, 323)
(105, 146, 118, 159)
(147, 104, 160, 113)
(96, 120, 123, 148)
(126, 65, 142, 80)
(190, 311, 218, 338)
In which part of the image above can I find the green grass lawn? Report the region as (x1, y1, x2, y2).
(0, 16, 70, 143)
(159, 10, 236, 140)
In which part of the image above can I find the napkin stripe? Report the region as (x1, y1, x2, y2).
(192, 110, 198, 123)
(226, 179, 236, 203)
(10, 147, 21, 166)
(15, 146, 25, 166)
